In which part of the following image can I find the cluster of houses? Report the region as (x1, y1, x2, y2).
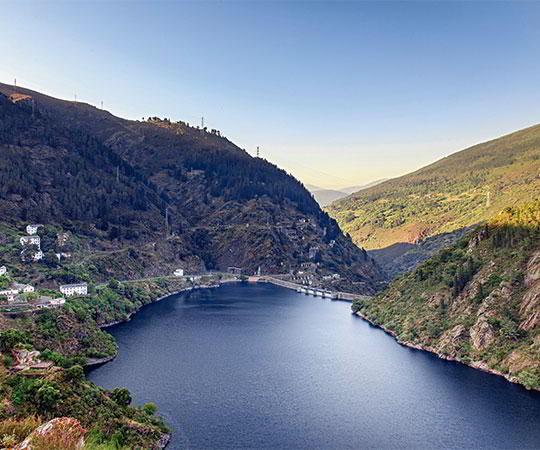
(20, 224, 44, 262)
(0, 266, 88, 309)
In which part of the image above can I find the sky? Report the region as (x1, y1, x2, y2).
(2, 1, 540, 189)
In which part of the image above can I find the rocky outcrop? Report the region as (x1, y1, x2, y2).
(525, 251, 540, 287)
(470, 318, 496, 351)
(436, 325, 467, 354)
(520, 252, 540, 331)
(14, 418, 86, 450)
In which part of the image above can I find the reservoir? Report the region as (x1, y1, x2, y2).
(89, 283, 540, 449)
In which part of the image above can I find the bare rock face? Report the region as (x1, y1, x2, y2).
(520, 284, 540, 331)
(520, 252, 540, 331)
(470, 317, 496, 351)
(436, 324, 467, 355)
(15, 417, 86, 450)
(467, 227, 488, 252)
(525, 251, 540, 287)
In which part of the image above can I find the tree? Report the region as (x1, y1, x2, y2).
(0, 329, 30, 352)
(142, 402, 157, 415)
(111, 387, 132, 407)
(66, 364, 85, 381)
(37, 383, 61, 409)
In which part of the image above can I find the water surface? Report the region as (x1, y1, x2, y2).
(89, 283, 540, 449)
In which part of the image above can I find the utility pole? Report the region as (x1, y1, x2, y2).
(101, 100, 104, 110)
(14, 78, 16, 87)
(201, 116, 205, 128)
(256, 146, 260, 158)
(74, 93, 77, 102)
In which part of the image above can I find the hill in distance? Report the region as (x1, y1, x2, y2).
(308, 179, 388, 207)
(0, 83, 383, 293)
(328, 124, 540, 276)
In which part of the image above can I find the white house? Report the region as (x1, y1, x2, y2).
(49, 298, 66, 307)
(20, 235, 40, 246)
(0, 288, 19, 297)
(0, 266, 6, 276)
(59, 283, 88, 297)
(26, 224, 42, 235)
(12, 283, 35, 293)
(173, 269, 184, 277)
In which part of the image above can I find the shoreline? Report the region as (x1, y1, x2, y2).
(354, 310, 540, 393)
(97, 282, 223, 329)
(87, 279, 227, 449)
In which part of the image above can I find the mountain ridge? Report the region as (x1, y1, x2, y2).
(0, 83, 383, 293)
(328, 122, 540, 252)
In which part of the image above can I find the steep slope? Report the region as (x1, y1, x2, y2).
(329, 124, 540, 251)
(0, 84, 382, 293)
(354, 202, 540, 391)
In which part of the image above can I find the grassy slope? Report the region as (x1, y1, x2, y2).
(353, 201, 540, 390)
(329, 124, 540, 250)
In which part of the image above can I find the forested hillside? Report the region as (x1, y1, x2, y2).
(0, 84, 382, 293)
(329, 124, 540, 252)
(354, 202, 540, 391)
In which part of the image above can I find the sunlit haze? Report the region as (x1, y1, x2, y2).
(2, 1, 540, 188)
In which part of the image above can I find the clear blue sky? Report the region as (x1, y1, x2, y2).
(2, 1, 540, 189)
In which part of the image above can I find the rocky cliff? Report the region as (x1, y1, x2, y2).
(353, 201, 540, 390)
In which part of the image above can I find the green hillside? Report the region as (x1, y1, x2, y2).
(353, 201, 540, 391)
(329, 124, 540, 250)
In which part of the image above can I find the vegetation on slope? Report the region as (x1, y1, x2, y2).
(0, 84, 382, 291)
(353, 201, 540, 390)
(329, 124, 540, 251)
(0, 277, 208, 448)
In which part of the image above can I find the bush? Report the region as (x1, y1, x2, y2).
(110, 388, 131, 407)
(142, 402, 157, 415)
(36, 383, 61, 409)
(517, 369, 540, 390)
(66, 365, 85, 381)
(0, 329, 31, 352)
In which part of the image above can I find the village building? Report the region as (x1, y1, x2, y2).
(0, 266, 6, 276)
(49, 297, 66, 307)
(59, 283, 88, 297)
(0, 288, 19, 303)
(20, 235, 40, 246)
(227, 267, 243, 275)
(26, 224, 42, 235)
(173, 268, 184, 277)
(12, 283, 35, 293)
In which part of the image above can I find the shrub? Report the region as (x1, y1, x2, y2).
(110, 388, 131, 407)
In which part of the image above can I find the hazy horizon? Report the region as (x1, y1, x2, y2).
(2, 1, 540, 189)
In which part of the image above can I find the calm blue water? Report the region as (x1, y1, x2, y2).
(89, 283, 540, 449)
